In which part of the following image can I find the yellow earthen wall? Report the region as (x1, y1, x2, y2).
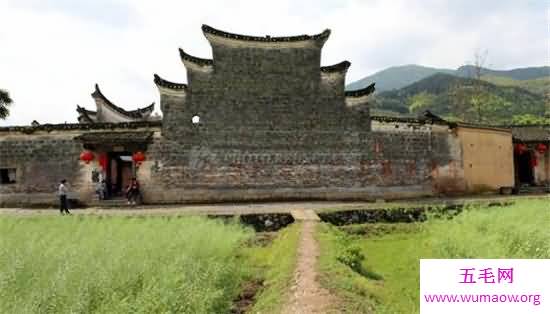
(458, 127, 514, 192)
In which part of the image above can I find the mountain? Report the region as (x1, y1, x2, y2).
(456, 65, 550, 81)
(369, 73, 547, 124)
(346, 64, 455, 92)
(347, 65, 549, 92)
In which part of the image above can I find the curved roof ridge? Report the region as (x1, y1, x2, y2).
(154, 74, 188, 90)
(76, 105, 97, 116)
(92, 84, 155, 118)
(321, 61, 351, 73)
(345, 83, 376, 97)
(134, 102, 155, 115)
(91, 84, 118, 109)
(202, 24, 331, 43)
(76, 105, 96, 123)
(178, 48, 213, 66)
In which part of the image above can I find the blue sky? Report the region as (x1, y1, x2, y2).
(0, 0, 547, 125)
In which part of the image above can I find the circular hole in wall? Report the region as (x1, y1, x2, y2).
(191, 115, 200, 124)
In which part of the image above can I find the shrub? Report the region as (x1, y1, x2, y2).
(337, 245, 365, 273)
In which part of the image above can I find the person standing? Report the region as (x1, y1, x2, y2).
(126, 177, 140, 205)
(58, 179, 70, 215)
(95, 179, 106, 200)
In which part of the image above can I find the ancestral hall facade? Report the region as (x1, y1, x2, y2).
(0, 25, 546, 206)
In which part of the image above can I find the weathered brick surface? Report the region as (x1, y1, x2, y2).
(143, 130, 450, 196)
(0, 133, 84, 205)
(142, 29, 456, 202)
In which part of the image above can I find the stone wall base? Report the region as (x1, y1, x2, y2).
(0, 193, 59, 208)
(141, 185, 435, 204)
(1, 186, 446, 207)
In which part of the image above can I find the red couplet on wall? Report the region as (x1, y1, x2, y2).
(98, 154, 108, 170)
(531, 154, 538, 168)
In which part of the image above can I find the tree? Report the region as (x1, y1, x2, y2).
(511, 114, 550, 125)
(408, 91, 437, 114)
(468, 49, 488, 123)
(478, 92, 512, 124)
(0, 89, 13, 120)
(449, 49, 491, 123)
(448, 82, 474, 122)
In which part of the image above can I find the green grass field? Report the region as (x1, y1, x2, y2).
(2, 199, 548, 313)
(317, 199, 550, 313)
(0, 215, 302, 314)
(0, 216, 259, 314)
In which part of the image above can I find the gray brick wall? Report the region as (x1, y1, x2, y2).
(140, 34, 457, 202)
(0, 133, 83, 205)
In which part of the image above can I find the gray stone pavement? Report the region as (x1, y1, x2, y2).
(0, 194, 547, 217)
(0, 201, 370, 216)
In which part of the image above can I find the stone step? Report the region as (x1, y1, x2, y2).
(290, 209, 321, 221)
(519, 186, 550, 194)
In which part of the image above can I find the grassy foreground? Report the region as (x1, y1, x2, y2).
(317, 199, 550, 313)
(0, 216, 254, 314)
(244, 223, 301, 314)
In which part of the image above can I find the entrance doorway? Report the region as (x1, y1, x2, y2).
(515, 151, 534, 185)
(106, 152, 134, 198)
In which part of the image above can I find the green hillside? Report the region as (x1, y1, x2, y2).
(481, 75, 549, 97)
(457, 65, 550, 81)
(370, 73, 548, 125)
(346, 65, 454, 92)
(347, 64, 549, 93)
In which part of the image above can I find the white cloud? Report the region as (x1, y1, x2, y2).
(0, 0, 546, 126)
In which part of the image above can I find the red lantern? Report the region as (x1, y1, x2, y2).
(536, 143, 548, 154)
(132, 151, 146, 165)
(514, 143, 527, 155)
(80, 150, 94, 164)
(98, 154, 108, 170)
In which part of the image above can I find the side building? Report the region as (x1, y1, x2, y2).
(510, 126, 550, 189)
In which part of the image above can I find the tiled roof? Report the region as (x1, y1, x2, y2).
(321, 61, 351, 73)
(154, 74, 187, 90)
(510, 126, 550, 142)
(74, 131, 154, 144)
(178, 49, 213, 67)
(345, 83, 376, 97)
(0, 121, 162, 134)
(202, 24, 330, 43)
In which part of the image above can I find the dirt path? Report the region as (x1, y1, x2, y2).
(282, 220, 336, 314)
